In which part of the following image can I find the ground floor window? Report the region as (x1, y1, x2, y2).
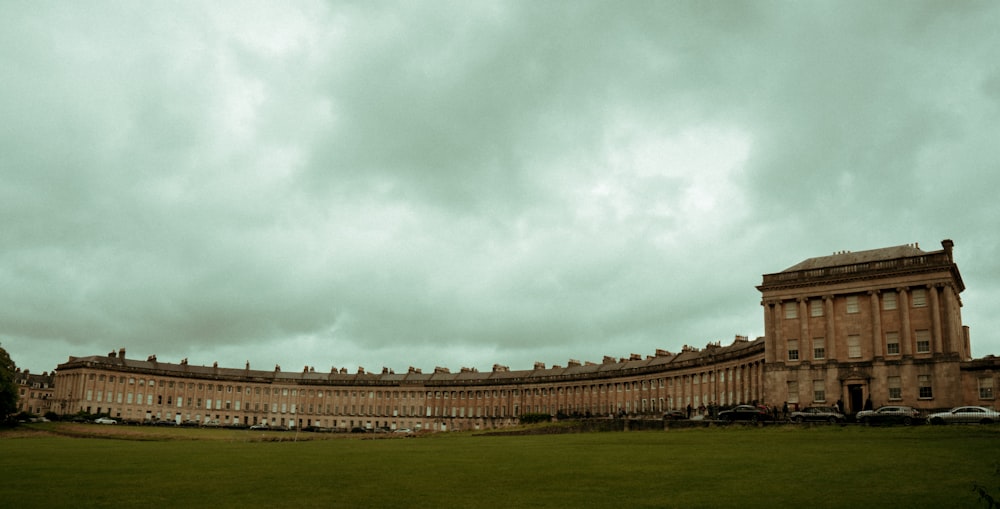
(979, 377, 994, 400)
(812, 380, 825, 403)
(918, 375, 933, 399)
(888, 376, 902, 400)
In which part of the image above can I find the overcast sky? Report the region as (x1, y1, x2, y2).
(3, 1, 999, 375)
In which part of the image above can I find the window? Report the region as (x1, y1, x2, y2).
(810, 299, 823, 317)
(847, 335, 861, 358)
(784, 302, 797, 319)
(918, 375, 933, 399)
(979, 378, 995, 400)
(886, 332, 900, 355)
(787, 381, 799, 404)
(882, 291, 897, 310)
(846, 295, 859, 314)
(787, 340, 799, 361)
(912, 288, 927, 307)
(916, 330, 930, 353)
(888, 376, 902, 400)
(812, 380, 825, 402)
(813, 337, 825, 360)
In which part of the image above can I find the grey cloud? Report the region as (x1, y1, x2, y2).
(2, 1, 999, 374)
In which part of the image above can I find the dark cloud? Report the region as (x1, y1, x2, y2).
(2, 1, 999, 372)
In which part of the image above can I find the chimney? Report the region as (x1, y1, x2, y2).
(119, 348, 126, 359)
(942, 239, 954, 261)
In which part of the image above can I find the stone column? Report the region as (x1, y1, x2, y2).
(763, 301, 776, 364)
(869, 290, 882, 357)
(799, 298, 810, 360)
(929, 284, 943, 353)
(942, 284, 959, 355)
(824, 296, 836, 359)
(774, 301, 784, 364)
(899, 288, 912, 355)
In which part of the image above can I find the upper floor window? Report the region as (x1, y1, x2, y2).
(813, 337, 825, 360)
(846, 295, 860, 314)
(886, 332, 900, 355)
(882, 291, 897, 310)
(784, 302, 798, 319)
(810, 299, 823, 317)
(787, 340, 799, 361)
(916, 329, 931, 353)
(912, 288, 927, 307)
(847, 335, 861, 358)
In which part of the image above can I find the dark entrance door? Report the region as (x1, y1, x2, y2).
(848, 385, 864, 415)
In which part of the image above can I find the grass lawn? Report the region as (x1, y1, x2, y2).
(3, 423, 999, 508)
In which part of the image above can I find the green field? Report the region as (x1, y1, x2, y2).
(3, 423, 999, 508)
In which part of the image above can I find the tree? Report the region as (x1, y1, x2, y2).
(0, 344, 17, 423)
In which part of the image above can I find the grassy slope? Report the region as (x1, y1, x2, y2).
(2, 424, 998, 508)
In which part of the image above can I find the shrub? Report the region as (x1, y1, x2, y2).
(518, 413, 552, 425)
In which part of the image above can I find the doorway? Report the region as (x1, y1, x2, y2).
(848, 385, 864, 414)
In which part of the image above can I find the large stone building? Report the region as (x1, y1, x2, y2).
(13, 368, 55, 417)
(49, 340, 765, 431)
(758, 239, 985, 414)
(44, 240, 999, 429)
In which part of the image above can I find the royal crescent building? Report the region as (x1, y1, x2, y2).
(48, 240, 999, 430)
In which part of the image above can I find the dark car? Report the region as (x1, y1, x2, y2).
(790, 406, 845, 424)
(855, 405, 921, 425)
(663, 410, 687, 420)
(718, 405, 769, 423)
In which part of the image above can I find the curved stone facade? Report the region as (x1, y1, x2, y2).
(52, 339, 765, 430)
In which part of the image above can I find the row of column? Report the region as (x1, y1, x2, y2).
(764, 284, 956, 362)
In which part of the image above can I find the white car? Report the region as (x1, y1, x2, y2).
(926, 406, 1000, 425)
(94, 417, 117, 424)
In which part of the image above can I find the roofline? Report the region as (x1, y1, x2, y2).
(55, 339, 764, 387)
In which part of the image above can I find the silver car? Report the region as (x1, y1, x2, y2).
(926, 406, 1000, 425)
(790, 406, 845, 423)
(855, 405, 921, 425)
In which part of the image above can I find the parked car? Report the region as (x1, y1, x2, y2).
(249, 423, 269, 430)
(663, 410, 687, 420)
(855, 405, 921, 425)
(718, 405, 769, 423)
(94, 417, 117, 425)
(926, 406, 1000, 425)
(394, 428, 413, 434)
(790, 406, 845, 423)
